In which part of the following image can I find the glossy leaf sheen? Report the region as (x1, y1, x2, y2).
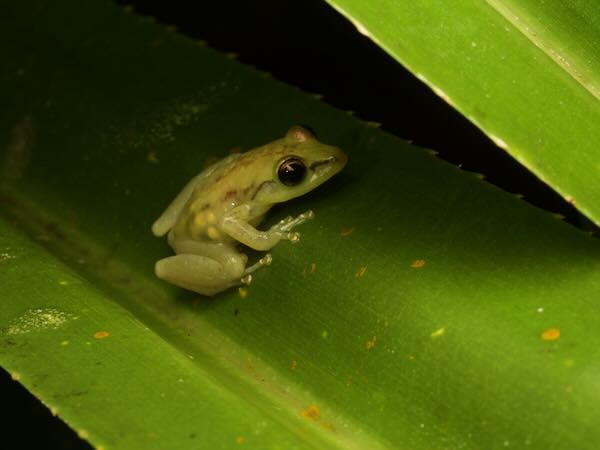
(1, 1, 600, 449)
(326, 0, 600, 225)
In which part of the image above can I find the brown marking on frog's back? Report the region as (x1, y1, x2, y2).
(221, 143, 288, 177)
(221, 183, 257, 204)
(223, 189, 237, 202)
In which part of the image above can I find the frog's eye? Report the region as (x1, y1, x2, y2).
(278, 157, 306, 186)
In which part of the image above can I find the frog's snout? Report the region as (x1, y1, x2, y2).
(334, 147, 348, 169)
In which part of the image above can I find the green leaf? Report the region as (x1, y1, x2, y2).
(326, 0, 600, 226)
(2, 1, 600, 450)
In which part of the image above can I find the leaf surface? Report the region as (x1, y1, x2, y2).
(1, 1, 600, 449)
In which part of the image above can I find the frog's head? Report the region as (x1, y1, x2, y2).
(254, 126, 347, 205)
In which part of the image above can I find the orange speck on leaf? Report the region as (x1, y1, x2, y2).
(303, 263, 317, 278)
(355, 266, 368, 279)
(301, 404, 321, 420)
(94, 331, 110, 340)
(541, 328, 561, 341)
(235, 436, 246, 445)
(245, 360, 255, 374)
(411, 259, 426, 268)
(321, 421, 335, 431)
(366, 336, 377, 350)
(340, 227, 355, 236)
(291, 360, 298, 370)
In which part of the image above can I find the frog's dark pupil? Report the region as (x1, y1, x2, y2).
(278, 158, 306, 186)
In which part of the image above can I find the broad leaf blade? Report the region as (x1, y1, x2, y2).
(1, 1, 600, 450)
(0, 220, 331, 450)
(326, 0, 600, 225)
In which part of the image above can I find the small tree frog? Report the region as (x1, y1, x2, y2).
(151, 126, 347, 296)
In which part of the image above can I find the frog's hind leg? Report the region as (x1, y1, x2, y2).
(156, 240, 275, 295)
(156, 240, 247, 296)
(154, 254, 234, 296)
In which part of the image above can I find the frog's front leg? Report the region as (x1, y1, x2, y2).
(221, 205, 315, 251)
(155, 240, 248, 296)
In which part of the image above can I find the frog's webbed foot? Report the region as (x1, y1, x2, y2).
(240, 253, 273, 285)
(273, 210, 315, 243)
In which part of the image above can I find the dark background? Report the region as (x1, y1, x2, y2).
(3, 1, 594, 448)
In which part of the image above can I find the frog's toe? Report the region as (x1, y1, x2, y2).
(302, 210, 315, 220)
(279, 215, 294, 225)
(287, 231, 301, 243)
(242, 253, 274, 280)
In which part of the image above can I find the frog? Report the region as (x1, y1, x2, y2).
(151, 126, 347, 296)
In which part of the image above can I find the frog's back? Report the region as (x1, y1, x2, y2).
(191, 153, 243, 199)
(151, 153, 242, 237)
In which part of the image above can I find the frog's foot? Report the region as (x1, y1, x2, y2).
(274, 210, 315, 243)
(240, 253, 273, 285)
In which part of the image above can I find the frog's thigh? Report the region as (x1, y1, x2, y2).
(171, 240, 247, 274)
(155, 254, 242, 296)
